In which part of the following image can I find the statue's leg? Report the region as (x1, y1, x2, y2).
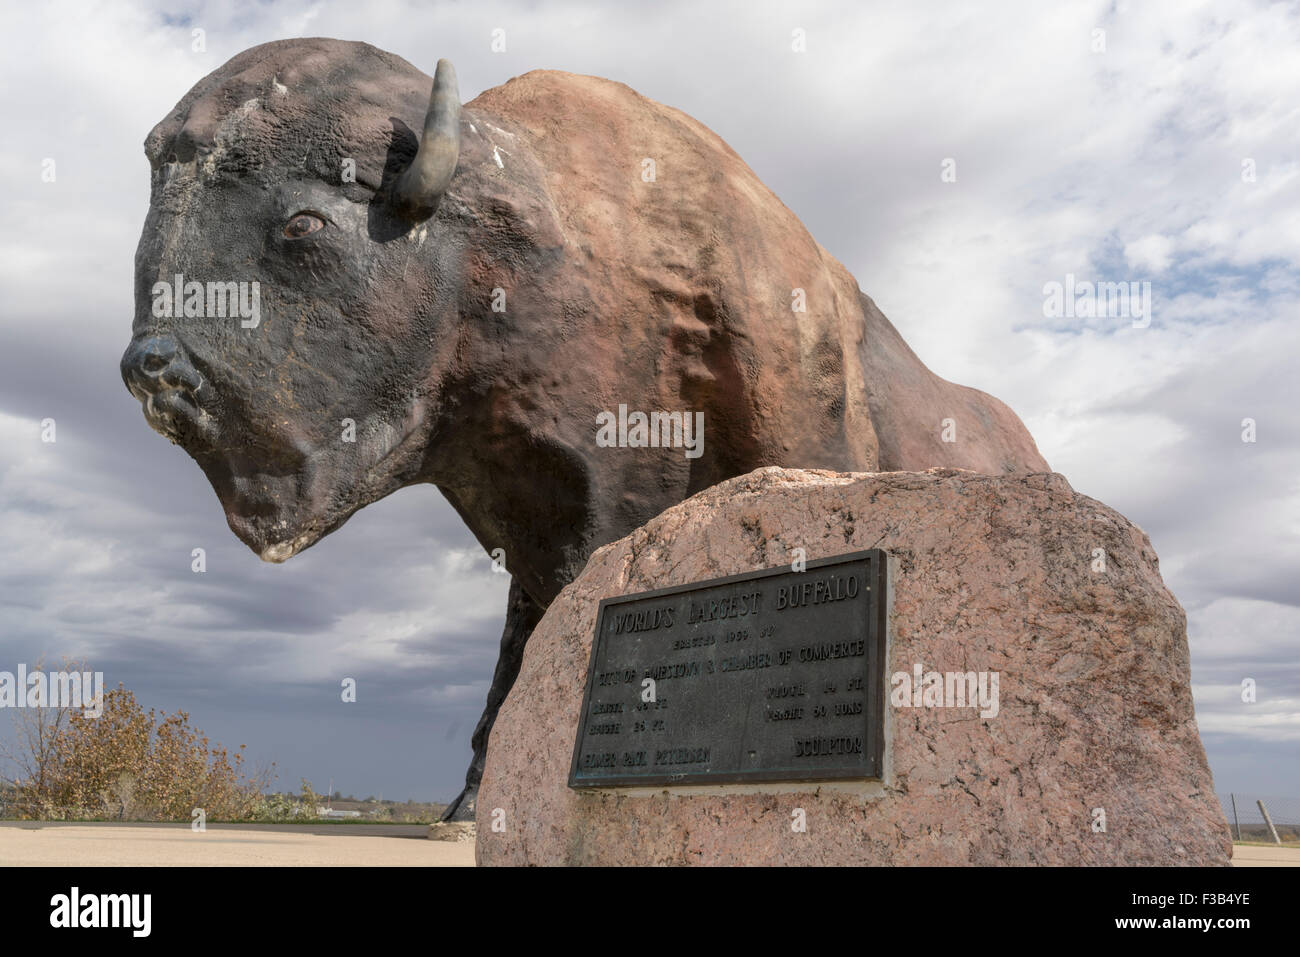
(440, 576, 545, 822)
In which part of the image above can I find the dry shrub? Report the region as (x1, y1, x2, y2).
(5, 683, 270, 821)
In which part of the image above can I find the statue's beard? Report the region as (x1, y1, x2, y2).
(195, 399, 433, 562)
(198, 442, 338, 562)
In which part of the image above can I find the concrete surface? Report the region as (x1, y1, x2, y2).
(0, 822, 474, 866)
(1230, 843, 1300, 867)
(2, 823, 1295, 866)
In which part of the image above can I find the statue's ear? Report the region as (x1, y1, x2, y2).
(392, 58, 461, 219)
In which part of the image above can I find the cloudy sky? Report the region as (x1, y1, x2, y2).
(0, 0, 1296, 804)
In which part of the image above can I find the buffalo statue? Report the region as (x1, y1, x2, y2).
(121, 39, 1047, 820)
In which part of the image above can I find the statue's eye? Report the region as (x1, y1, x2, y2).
(283, 212, 326, 239)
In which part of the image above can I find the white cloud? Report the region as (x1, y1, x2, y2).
(1124, 234, 1175, 273)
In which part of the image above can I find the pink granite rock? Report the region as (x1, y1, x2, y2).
(476, 468, 1231, 865)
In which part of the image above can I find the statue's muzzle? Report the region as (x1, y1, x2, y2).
(120, 335, 208, 443)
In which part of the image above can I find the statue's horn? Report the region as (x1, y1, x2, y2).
(393, 58, 461, 217)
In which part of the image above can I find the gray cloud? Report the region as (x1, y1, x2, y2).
(1, 0, 1296, 800)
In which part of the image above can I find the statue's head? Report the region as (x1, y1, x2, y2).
(120, 39, 466, 562)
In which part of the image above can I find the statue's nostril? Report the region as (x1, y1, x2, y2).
(122, 335, 195, 399)
(142, 351, 170, 374)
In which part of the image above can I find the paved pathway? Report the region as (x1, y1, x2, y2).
(3, 824, 1294, 866)
(0, 822, 474, 866)
(1231, 843, 1300, 867)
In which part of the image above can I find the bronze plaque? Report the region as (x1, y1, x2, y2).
(569, 550, 887, 788)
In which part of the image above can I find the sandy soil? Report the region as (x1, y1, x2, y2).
(0, 822, 475, 866)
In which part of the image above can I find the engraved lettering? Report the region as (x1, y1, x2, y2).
(643, 660, 701, 681)
(610, 604, 676, 634)
(686, 590, 762, 624)
(718, 652, 773, 672)
(794, 736, 863, 757)
(671, 633, 717, 650)
(653, 747, 711, 765)
(797, 640, 865, 662)
(767, 707, 805, 721)
(776, 573, 859, 610)
(571, 552, 885, 788)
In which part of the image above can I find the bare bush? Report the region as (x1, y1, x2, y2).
(3, 678, 271, 822)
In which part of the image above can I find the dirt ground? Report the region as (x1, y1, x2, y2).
(2, 824, 1296, 866)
